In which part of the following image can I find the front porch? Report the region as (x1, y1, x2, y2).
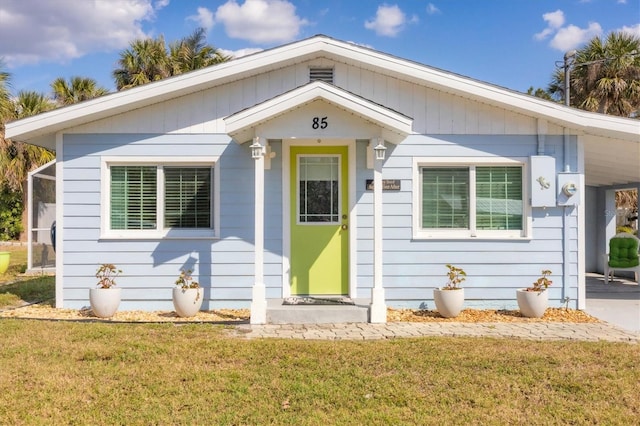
(266, 298, 370, 324)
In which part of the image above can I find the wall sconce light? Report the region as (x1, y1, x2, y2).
(250, 139, 264, 159)
(373, 141, 387, 161)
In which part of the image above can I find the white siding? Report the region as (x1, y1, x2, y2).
(72, 60, 544, 137)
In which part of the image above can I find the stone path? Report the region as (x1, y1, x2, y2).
(234, 322, 639, 343)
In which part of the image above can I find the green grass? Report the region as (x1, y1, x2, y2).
(1, 244, 638, 423)
(0, 320, 638, 425)
(0, 245, 55, 308)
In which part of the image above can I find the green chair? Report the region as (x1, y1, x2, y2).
(604, 233, 640, 284)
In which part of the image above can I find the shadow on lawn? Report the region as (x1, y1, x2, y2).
(0, 275, 55, 308)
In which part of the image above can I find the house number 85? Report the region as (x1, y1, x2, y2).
(312, 116, 328, 129)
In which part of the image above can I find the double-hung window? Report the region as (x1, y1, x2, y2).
(102, 157, 218, 239)
(414, 158, 528, 238)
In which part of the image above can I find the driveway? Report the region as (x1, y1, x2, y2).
(585, 273, 640, 332)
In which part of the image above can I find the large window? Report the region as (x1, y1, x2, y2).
(103, 158, 217, 238)
(415, 159, 527, 238)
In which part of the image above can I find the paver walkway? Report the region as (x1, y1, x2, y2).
(234, 322, 639, 343)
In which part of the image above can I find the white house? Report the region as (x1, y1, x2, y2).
(5, 35, 639, 323)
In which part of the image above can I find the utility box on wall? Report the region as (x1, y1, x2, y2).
(530, 156, 556, 207)
(557, 173, 581, 206)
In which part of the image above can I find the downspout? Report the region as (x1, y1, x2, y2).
(562, 128, 571, 306)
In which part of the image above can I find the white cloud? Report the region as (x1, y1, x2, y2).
(0, 0, 159, 67)
(618, 23, 640, 37)
(534, 10, 604, 51)
(534, 9, 565, 40)
(550, 22, 602, 51)
(214, 0, 308, 44)
(426, 3, 440, 15)
(187, 7, 215, 30)
(364, 4, 408, 37)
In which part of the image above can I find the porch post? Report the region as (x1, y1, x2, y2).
(250, 136, 267, 324)
(370, 138, 387, 323)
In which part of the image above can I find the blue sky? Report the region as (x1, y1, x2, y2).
(0, 0, 638, 97)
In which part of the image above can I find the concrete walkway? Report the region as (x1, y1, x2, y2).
(234, 321, 638, 343)
(232, 273, 639, 343)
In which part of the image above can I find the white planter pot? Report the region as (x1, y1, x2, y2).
(433, 288, 465, 318)
(516, 289, 548, 318)
(89, 287, 122, 318)
(172, 287, 204, 318)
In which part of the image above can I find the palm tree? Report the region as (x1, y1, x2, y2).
(550, 31, 640, 117)
(0, 89, 56, 240)
(168, 27, 230, 75)
(12, 90, 56, 119)
(113, 35, 171, 90)
(51, 76, 109, 106)
(1, 91, 56, 192)
(0, 61, 11, 128)
(113, 29, 230, 90)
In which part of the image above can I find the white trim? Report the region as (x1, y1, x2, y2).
(577, 136, 586, 310)
(6, 36, 639, 148)
(295, 153, 342, 225)
(28, 159, 57, 270)
(224, 81, 413, 144)
(250, 136, 267, 324)
(55, 133, 63, 308)
(370, 138, 387, 322)
(282, 139, 357, 298)
(412, 156, 531, 240)
(100, 156, 219, 240)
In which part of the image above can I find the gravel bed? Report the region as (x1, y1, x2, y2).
(0, 303, 599, 323)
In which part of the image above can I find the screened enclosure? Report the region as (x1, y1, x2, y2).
(28, 160, 56, 271)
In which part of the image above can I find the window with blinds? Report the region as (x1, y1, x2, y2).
(422, 168, 469, 229)
(476, 166, 522, 230)
(109, 165, 213, 233)
(420, 165, 523, 232)
(164, 167, 211, 228)
(110, 166, 157, 230)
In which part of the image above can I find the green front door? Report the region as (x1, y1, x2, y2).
(290, 146, 349, 296)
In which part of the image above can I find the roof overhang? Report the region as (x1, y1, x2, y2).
(224, 81, 413, 144)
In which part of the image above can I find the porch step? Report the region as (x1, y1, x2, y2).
(266, 298, 370, 324)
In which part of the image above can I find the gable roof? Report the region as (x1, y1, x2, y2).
(4, 34, 639, 186)
(224, 81, 413, 144)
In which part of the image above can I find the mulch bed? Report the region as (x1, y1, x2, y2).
(0, 303, 599, 323)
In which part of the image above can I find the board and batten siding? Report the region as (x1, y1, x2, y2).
(355, 135, 580, 309)
(69, 59, 567, 138)
(62, 133, 283, 310)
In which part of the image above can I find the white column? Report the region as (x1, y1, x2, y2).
(370, 138, 387, 323)
(250, 136, 267, 324)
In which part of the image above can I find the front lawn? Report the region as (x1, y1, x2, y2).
(0, 320, 638, 424)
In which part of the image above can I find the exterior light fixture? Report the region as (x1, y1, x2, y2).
(374, 141, 387, 161)
(250, 139, 263, 159)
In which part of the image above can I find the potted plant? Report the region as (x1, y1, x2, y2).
(516, 269, 552, 318)
(89, 263, 122, 318)
(172, 269, 203, 318)
(433, 264, 466, 318)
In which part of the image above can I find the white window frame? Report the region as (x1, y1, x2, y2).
(296, 153, 342, 226)
(101, 156, 220, 240)
(412, 157, 531, 240)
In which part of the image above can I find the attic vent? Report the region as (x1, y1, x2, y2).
(310, 67, 334, 84)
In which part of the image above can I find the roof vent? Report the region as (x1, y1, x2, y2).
(310, 67, 334, 84)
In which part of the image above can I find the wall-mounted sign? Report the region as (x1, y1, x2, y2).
(366, 179, 401, 191)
